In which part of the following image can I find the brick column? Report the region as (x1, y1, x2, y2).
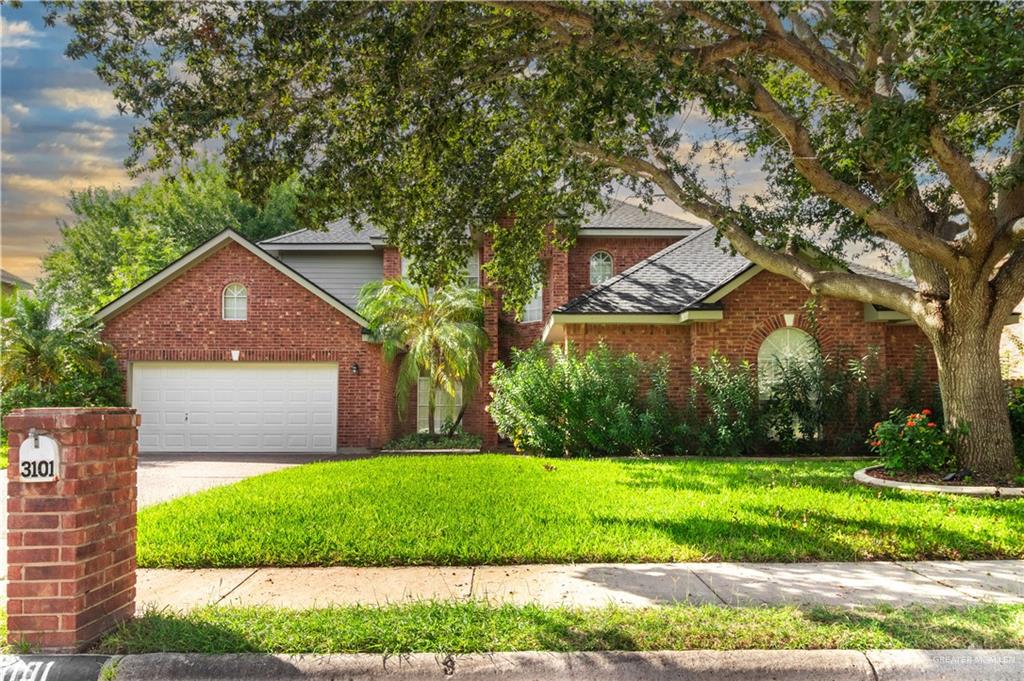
(4, 407, 138, 652)
(549, 247, 570, 311)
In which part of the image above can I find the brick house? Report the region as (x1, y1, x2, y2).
(92, 200, 942, 452)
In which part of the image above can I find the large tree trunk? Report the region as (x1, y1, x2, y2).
(933, 323, 1018, 477)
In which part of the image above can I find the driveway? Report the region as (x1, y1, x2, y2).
(135, 452, 345, 508)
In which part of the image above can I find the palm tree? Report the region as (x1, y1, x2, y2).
(0, 291, 112, 396)
(359, 279, 488, 435)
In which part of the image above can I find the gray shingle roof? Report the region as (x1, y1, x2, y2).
(558, 228, 751, 314)
(259, 217, 383, 245)
(558, 229, 917, 315)
(261, 200, 700, 246)
(581, 199, 704, 232)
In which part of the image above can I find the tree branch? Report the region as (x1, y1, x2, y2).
(991, 245, 1024, 324)
(571, 141, 924, 319)
(928, 127, 996, 242)
(728, 71, 960, 269)
(996, 103, 1024, 231)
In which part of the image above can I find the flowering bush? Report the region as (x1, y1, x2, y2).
(868, 409, 955, 473)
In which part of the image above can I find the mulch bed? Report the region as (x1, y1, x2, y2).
(871, 468, 1022, 488)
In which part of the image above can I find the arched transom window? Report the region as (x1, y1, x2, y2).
(222, 283, 248, 321)
(757, 327, 816, 396)
(589, 251, 613, 285)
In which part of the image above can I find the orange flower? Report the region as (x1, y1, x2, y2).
(927, 422, 937, 428)
(922, 408, 932, 416)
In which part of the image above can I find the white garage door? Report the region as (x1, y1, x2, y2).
(131, 362, 338, 453)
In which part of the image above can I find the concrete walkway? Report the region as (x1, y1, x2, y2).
(137, 559, 1024, 613)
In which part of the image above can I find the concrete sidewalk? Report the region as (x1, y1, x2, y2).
(137, 559, 1024, 612)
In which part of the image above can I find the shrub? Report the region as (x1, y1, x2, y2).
(490, 342, 677, 457)
(689, 353, 761, 456)
(383, 431, 482, 451)
(869, 409, 956, 473)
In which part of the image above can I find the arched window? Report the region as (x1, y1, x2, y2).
(222, 283, 248, 321)
(757, 327, 816, 396)
(589, 251, 613, 285)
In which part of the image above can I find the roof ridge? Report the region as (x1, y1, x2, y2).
(599, 198, 705, 230)
(556, 226, 714, 313)
(258, 226, 314, 245)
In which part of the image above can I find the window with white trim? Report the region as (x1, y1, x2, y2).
(589, 251, 613, 285)
(222, 283, 248, 321)
(522, 285, 543, 323)
(757, 327, 817, 397)
(417, 378, 463, 433)
(401, 252, 480, 287)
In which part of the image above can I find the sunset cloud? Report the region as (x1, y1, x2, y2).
(1, 18, 42, 48)
(41, 87, 121, 118)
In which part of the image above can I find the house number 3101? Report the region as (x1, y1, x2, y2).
(18, 433, 60, 482)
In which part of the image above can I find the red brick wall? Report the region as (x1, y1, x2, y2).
(4, 407, 138, 652)
(100, 242, 392, 448)
(562, 270, 938, 401)
(567, 236, 680, 300)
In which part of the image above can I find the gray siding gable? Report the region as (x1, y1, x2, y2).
(277, 251, 383, 308)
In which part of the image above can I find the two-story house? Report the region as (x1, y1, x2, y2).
(93, 200, 940, 452)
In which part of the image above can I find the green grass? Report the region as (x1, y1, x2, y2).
(97, 603, 1024, 654)
(138, 455, 1024, 568)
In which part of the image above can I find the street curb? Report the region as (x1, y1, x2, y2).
(110, 649, 1024, 680)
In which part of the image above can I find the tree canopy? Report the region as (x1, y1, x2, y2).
(40, 160, 301, 319)
(48, 1, 1024, 473)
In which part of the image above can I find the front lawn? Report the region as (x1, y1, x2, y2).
(98, 603, 1024, 654)
(138, 455, 1024, 567)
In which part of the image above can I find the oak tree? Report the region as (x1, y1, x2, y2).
(49, 1, 1024, 474)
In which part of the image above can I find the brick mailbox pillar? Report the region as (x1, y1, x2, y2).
(4, 407, 139, 652)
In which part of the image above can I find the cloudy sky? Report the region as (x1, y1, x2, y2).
(0, 2, 807, 285)
(1, 1, 141, 282)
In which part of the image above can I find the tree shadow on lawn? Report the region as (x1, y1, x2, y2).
(592, 502, 1021, 562)
(804, 606, 1023, 648)
(613, 459, 855, 495)
(592, 514, 859, 562)
(96, 609, 261, 654)
(97, 607, 644, 655)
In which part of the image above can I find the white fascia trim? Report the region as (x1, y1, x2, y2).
(260, 243, 376, 252)
(578, 228, 697, 237)
(678, 309, 724, 323)
(549, 312, 683, 325)
(91, 230, 369, 328)
(702, 265, 763, 304)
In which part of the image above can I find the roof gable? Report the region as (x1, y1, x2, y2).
(91, 230, 369, 327)
(558, 228, 751, 315)
(258, 217, 383, 248)
(579, 199, 704, 234)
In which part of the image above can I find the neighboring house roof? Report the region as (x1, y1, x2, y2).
(258, 217, 383, 249)
(579, 199, 704, 235)
(91, 229, 369, 328)
(557, 228, 752, 315)
(1, 269, 32, 289)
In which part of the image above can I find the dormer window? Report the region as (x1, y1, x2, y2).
(590, 251, 613, 285)
(222, 283, 248, 320)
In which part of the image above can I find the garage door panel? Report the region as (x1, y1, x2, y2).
(131, 362, 338, 453)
